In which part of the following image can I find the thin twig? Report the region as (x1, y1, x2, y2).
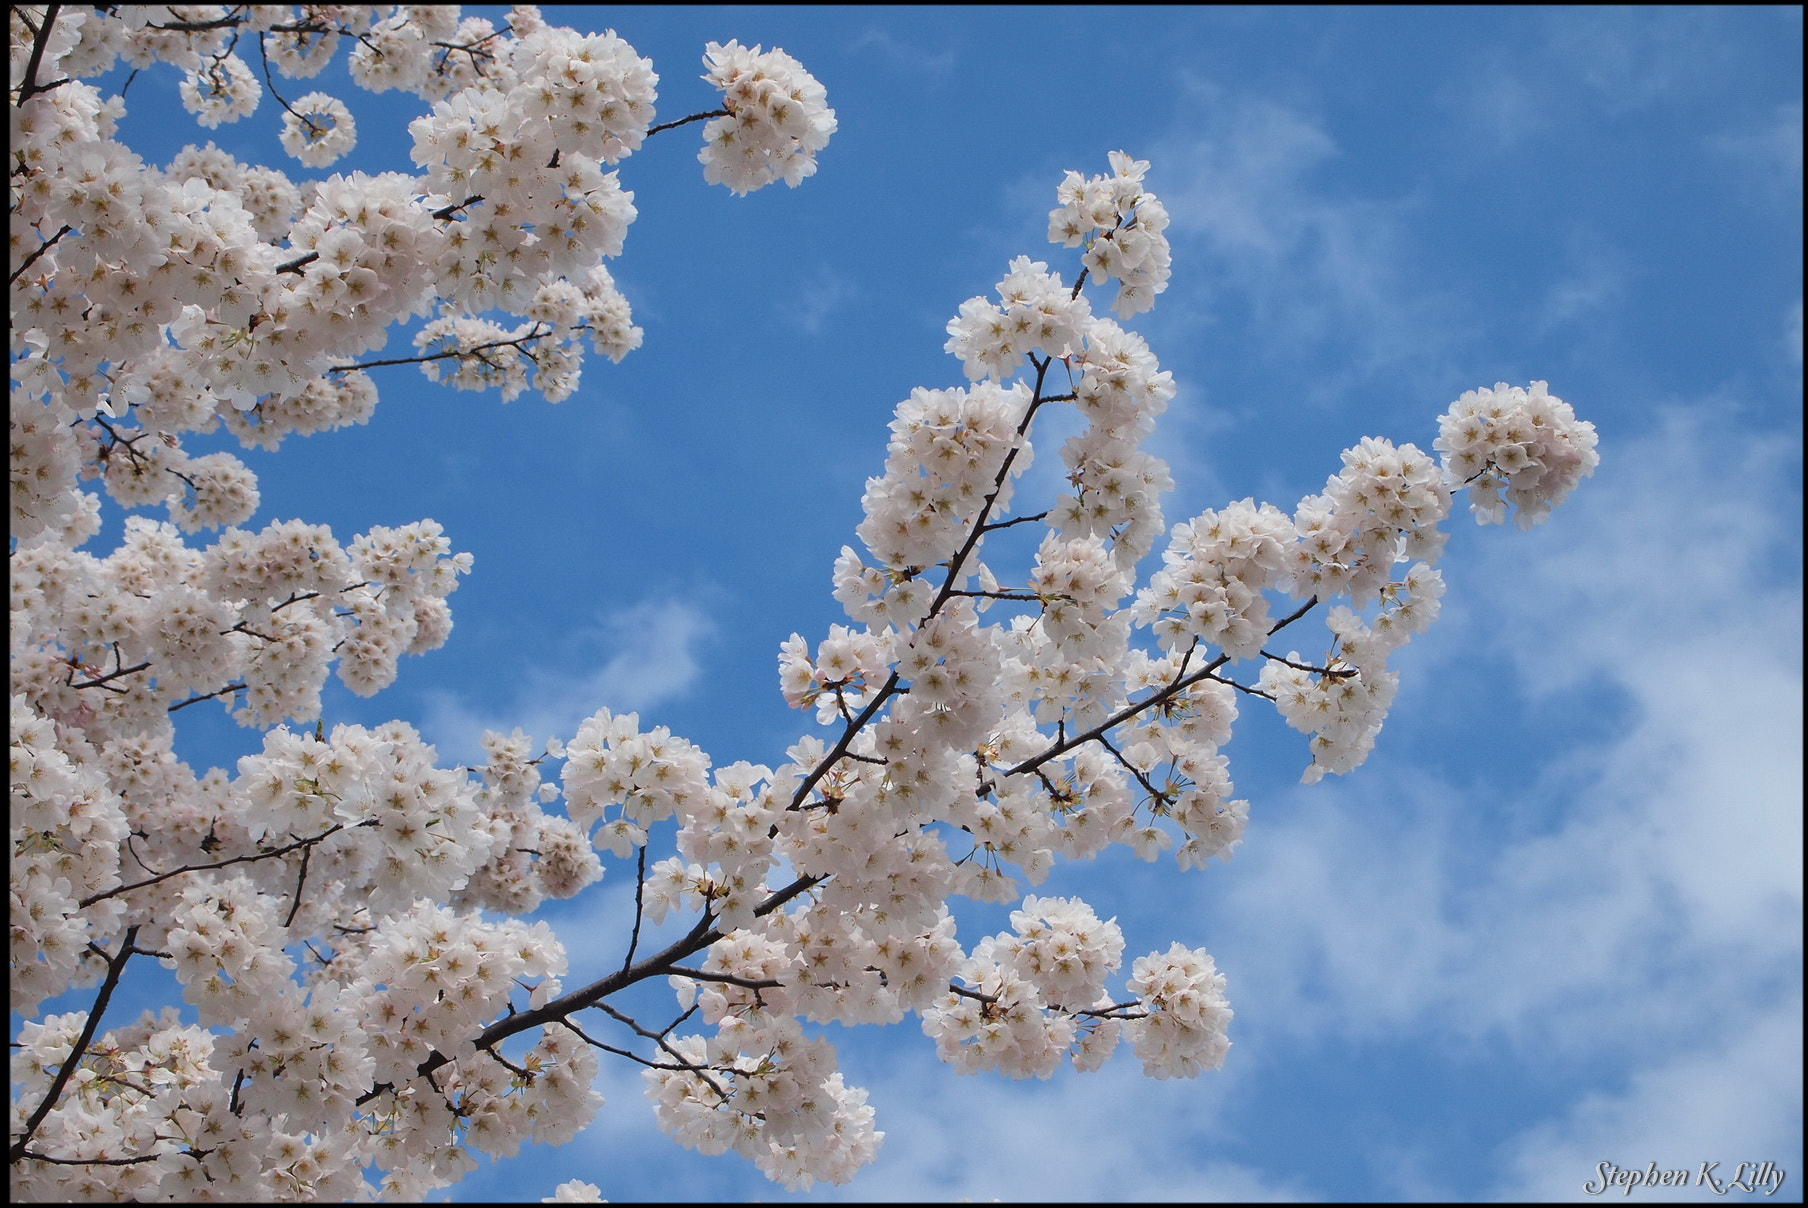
(168, 682, 247, 713)
(646, 109, 729, 137)
(328, 324, 555, 373)
(621, 845, 647, 975)
(1258, 649, 1356, 678)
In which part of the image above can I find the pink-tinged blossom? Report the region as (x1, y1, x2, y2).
(7, 8, 1597, 1194)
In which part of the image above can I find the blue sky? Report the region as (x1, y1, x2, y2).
(42, 5, 1802, 1202)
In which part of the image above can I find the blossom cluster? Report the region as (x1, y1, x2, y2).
(10, 6, 1599, 1193)
(9, 700, 603, 1199)
(1124, 942, 1233, 1078)
(856, 381, 1032, 573)
(1048, 151, 1173, 318)
(8, 7, 849, 1197)
(11, 511, 470, 761)
(645, 1016, 881, 1190)
(1132, 498, 1299, 659)
(944, 256, 1095, 382)
(779, 624, 892, 724)
(742, 154, 1593, 1140)
(1435, 380, 1601, 528)
(11, 1006, 366, 1201)
(699, 40, 839, 195)
(10, 4, 833, 557)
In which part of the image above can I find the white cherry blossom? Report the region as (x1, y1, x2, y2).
(7, 5, 1598, 1200)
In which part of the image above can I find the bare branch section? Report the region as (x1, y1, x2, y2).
(327, 322, 562, 373)
(645, 108, 728, 137)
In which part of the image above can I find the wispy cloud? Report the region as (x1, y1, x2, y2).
(1150, 89, 1459, 402)
(848, 27, 957, 80)
(1713, 101, 1805, 213)
(1221, 404, 1801, 1034)
(1438, 64, 1549, 153)
(1535, 236, 1629, 335)
(1493, 993, 1804, 1201)
(1540, 7, 1736, 115)
(420, 597, 714, 763)
(1196, 406, 1800, 1187)
(802, 1054, 1309, 1202)
(1443, 11, 1770, 155)
(779, 265, 861, 335)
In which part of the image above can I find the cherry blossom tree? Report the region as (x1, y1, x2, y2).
(9, 5, 1599, 1201)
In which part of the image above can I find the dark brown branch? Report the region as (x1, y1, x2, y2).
(948, 589, 1043, 602)
(553, 1015, 699, 1072)
(1096, 733, 1170, 807)
(253, 27, 314, 131)
(9, 224, 73, 285)
(283, 841, 314, 928)
(977, 510, 1051, 534)
(168, 682, 247, 712)
(921, 357, 1053, 624)
(392, 867, 828, 1092)
(64, 654, 152, 693)
(788, 358, 1059, 817)
(143, 14, 248, 33)
(663, 968, 784, 992)
(591, 1003, 731, 1101)
(476, 1043, 531, 1080)
(621, 844, 647, 974)
(12, 4, 70, 107)
(11, 1149, 162, 1167)
(79, 822, 367, 908)
(646, 109, 729, 137)
(1006, 596, 1319, 778)
(327, 324, 554, 373)
(431, 194, 484, 220)
(275, 251, 319, 275)
(785, 672, 899, 811)
(948, 982, 999, 1005)
(1204, 671, 1275, 702)
(9, 925, 139, 1163)
(1072, 1000, 1150, 1021)
(1258, 649, 1356, 678)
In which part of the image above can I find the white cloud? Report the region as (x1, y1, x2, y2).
(1150, 90, 1459, 401)
(420, 596, 714, 763)
(1712, 102, 1804, 217)
(1439, 64, 1549, 152)
(1721, 101, 1804, 179)
(848, 27, 957, 80)
(1540, 8, 1735, 115)
(489, 1013, 1307, 1201)
(1536, 238, 1629, 334)
(780, 265, 861, 335)
(1494, 994, 1803, 1201)
(804, 1054, 1310, 1203)
(1178, 403, 1800, 1191)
